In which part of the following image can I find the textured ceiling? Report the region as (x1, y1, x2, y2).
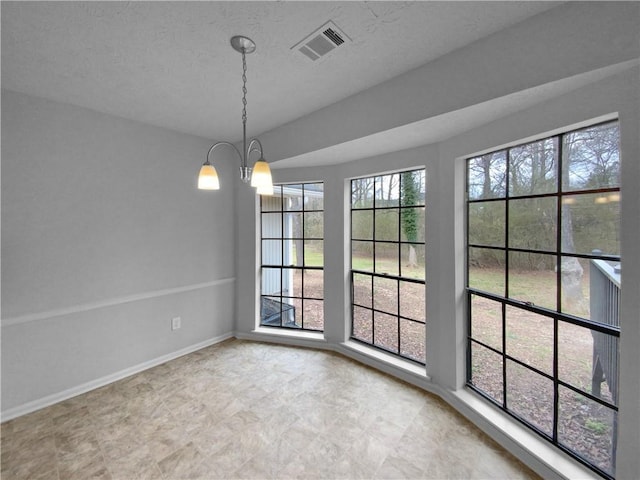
(1, 1, 560, 143)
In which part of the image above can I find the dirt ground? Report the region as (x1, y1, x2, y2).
(351, 277, 425, 363)
(470, 292, 616, 475)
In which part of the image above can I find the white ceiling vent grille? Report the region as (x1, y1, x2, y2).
(292, 21, 351, 61)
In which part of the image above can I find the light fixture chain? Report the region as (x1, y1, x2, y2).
(241, 49, 248, 128)
(199, 36, 272, 193)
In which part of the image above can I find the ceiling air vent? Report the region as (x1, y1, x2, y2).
(292, 21, 351, 61)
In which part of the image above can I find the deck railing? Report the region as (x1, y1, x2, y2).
(590, 254, 620, 471)
(589, 257, 620, 402)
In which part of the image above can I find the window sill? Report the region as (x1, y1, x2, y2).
(238, 327, 329, 349)
(443, 388, 599, 480)
(336, 340, 430, 389)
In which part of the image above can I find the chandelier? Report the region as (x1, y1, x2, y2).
(197, 36, 273, 195)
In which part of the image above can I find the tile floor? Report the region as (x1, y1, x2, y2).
(1, 339, 539, 479)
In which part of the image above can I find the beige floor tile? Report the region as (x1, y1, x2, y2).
(55, 429, 101, 462)
(292, 435, 343, 471)
(2, 431, 56, 466)
(203, 436, 257, 477)
(1, 440, 58, 480)
(52, 405, 94, 432)
(347, 429, 397, 471)
(98, 430, 145, 462)
(98, 415, 139, 444)
(103, 445, 162, 480)
(2, 418, 54, 448)
(422, 446, 477, 479)
(0, 340, 539, 480)
(172, 401, 218, 434)
(44, 395, 88, 421)
(280, 417, 320, 453)
(231, 456, 277, 480)
(157, 441, 207, 478)
(243, 434, 304, 479)
(190, 421, 233, 452)
(374, 453, 426, 479)
(143, 425, 191, 463)
(57, 448, 111, 480)
(91, 405, 130, 430)
(331, 452, 379, 480)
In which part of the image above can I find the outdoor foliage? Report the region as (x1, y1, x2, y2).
(466, 121, 621, 478)
(351, 170, 425, 263)
(260, 183, 325, 331)
(351, 169, 427, 363)
(468, 122, 620, 271)
(401, 171, 419, 242)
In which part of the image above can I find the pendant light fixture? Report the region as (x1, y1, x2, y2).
(198, 35, 273, 195)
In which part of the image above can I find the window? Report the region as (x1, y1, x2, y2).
(260, 183, 324, 331)
(350, 169, 426, 364)
(466, 121, 621, 479)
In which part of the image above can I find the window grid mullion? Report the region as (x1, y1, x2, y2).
(350, 170, 426, 365)
(396, 278, 401, 356)
(468, 244, 621, 263)
(370, 273, 375, 345)
(467, 121, 621, 480)
(301, 189, 305, 329)
(397, 186, 402, 355)
(553, 133, 563, 444)
(503, 149, 510, 410)
(281, 200, 285, 327)
(260, 183, 324, 332)
(467, 287, 620, 337)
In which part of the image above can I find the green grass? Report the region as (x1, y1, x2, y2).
(292, 249, 424, 281)
(585, 419, 608, 435)
(352, 256, 373, 271)
(470, 267, 603, 394)
(469, 268, 505, 293)
(304, 249, 324, 267)
(469, 266, 590, 315)
(351, 254, 425, 280)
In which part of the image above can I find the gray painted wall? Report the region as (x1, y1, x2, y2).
(2, 2, 638, 478)
(238, 67, 639, 480)
(233, 3, 639, 475)
(1, 91, 236, 413)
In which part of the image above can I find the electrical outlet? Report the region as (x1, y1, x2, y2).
(171, 317, 181, 330)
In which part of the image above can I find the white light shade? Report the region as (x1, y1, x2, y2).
(198, 164, 220, 190)
(250, 159, 273, 190)
(257, 183, 274, 196)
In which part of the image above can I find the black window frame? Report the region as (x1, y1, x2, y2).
(350, 169, 426, 365)
(260, 183, 324, 332)
(465, 120, 621, 480)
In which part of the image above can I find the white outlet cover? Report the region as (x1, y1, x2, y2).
(171, 317, 181, 330)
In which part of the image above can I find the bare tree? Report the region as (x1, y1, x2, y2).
(561, 136, 584, 310)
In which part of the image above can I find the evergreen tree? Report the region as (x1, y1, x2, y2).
(401, 171, 419, 267)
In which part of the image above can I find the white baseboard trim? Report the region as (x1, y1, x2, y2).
(1, 332, 234, 422)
